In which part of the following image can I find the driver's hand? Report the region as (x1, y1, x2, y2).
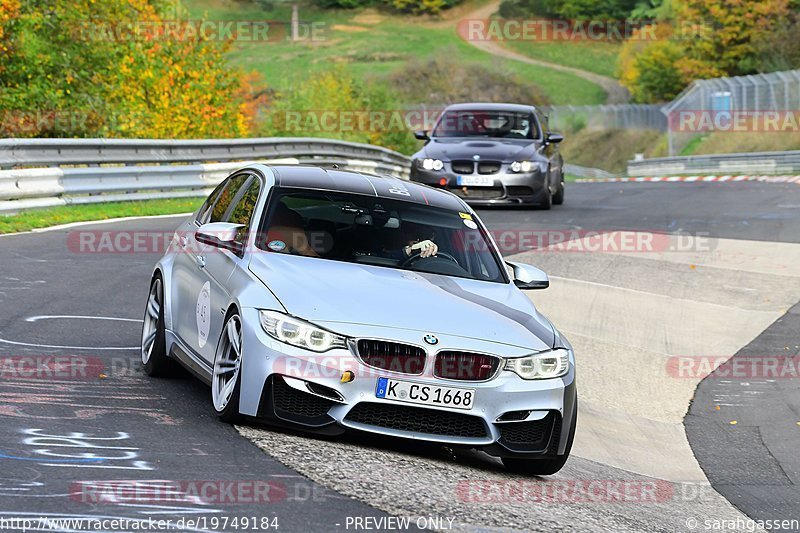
(406, 239, 438, 258)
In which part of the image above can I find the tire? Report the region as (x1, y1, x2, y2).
(501, 406, 577, 476)
(212, 312, 243, 423)
(552, 178, 565, 205)
(534, 185, 552, 210)
(141, 275, 175, 377)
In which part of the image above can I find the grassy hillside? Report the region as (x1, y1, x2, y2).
(559, 128, 666, 173)
(558, 128, 800, 174)
(503, 40, 621, 78)
(184, 0, 607, 105)
(681, 132, 800, 156)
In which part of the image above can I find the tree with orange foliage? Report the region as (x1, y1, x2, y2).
(618, 0, 792, 103)
(674, 0, 790, 76)
(0, 0, 265, 138)
(0, 0, 20, 73)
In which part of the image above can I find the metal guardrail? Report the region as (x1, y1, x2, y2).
(0, 138, 413, 213)
(627, 150, 800, 177)
(563, 163, 616, 180)
(0, 137, 411, 169)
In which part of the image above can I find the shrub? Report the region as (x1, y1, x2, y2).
(393, 0, 467, 14)
(313, 0, 375, 8)
(389, 53, 550, 107)
(261, 69, 417, 154)
(498, 0, 560, 18)
(627, 38, 687, 102)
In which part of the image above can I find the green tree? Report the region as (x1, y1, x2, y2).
(630, 39, 686, 101)
(674, 0, 790, 76)
(0, 0, 263, 137)
(619, 0, 792, 102)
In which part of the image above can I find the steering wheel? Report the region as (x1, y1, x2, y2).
(401, 250, 460, 268)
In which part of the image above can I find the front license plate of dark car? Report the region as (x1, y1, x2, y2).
(375, 377, 474, 410)
(457, 175, 493, 187)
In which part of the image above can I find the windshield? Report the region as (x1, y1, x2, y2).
(257, 188, 506, 283)
(432, 110, 539, 139)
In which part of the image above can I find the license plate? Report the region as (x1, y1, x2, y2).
(375, 377, 474, 410)
(457, 175, 493, 187)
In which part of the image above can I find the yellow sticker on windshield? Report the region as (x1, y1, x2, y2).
(459, 212, 473, 221)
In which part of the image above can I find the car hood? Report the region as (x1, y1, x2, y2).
(249, 253, 555, 351)
(419, 138, 541, 162)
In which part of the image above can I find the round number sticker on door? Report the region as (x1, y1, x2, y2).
(196, 281, 211, 348)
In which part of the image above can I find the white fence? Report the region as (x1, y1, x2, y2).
(545, 70, 800, 160)
(545, 104, 666, 133)
(662, 70, 800, 156)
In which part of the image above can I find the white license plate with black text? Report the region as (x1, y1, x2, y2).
(457, 175, 493, 187)
(375, 377, 474, 410)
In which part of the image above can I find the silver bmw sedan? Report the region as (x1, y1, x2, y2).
(141, 164, 577, 475)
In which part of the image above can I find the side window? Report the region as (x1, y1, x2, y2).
(209, 174, 249, 223)
(226, 177, 262, 243)
(196, 181, 227, 225)
(533, 112, 545, 139)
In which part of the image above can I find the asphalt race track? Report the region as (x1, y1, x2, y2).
(1, 181, 799, 532)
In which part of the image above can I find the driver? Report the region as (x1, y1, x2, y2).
(404, 239, 438, 258)
(377, 221, 438, 260)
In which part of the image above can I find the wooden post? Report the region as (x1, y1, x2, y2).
(291, 4, 299, 42)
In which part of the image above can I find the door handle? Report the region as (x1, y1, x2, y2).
(196, 255, 206, 268)
(180, 235, 188, 247)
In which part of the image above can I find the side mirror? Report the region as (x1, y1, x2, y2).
(506, 261, 549, 290)
(546, 132, 564, 144)
(414, 130, 430, 141)
(196, 222, 245, 254)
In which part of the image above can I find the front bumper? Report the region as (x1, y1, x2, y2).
(238, 309, 576, 458)
(410, 166, 547, 206)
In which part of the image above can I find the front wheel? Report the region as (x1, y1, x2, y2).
(552, 178, 565, 205)
(141, 275, 174, 377)
(212, 313, 243, 423)
(533, 186, 552, 210)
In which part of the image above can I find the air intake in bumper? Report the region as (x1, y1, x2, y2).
(265, 375, 337, 427)
(345, 402, 489, 439)
(496, 411, 559, 452)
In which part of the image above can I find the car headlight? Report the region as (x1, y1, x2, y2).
(509, 161, 546, 173)
(259, 310, 347, 352)
(505, 348, 570, 379)
(421, 158, 444, 171)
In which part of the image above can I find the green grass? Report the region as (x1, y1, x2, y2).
(679, 134, 706, 156)
(503, 40, 622, 78)
(0, 198, 203, 234)
(559, 128, 666, 173)
(679, 131, 800, 156)
(184, 0, 607, 105)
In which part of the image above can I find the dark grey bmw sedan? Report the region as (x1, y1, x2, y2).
(409, 103, 565, 209)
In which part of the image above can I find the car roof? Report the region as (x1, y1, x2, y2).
(268, 165, 468, 211)
(441, 102, 539, 114)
